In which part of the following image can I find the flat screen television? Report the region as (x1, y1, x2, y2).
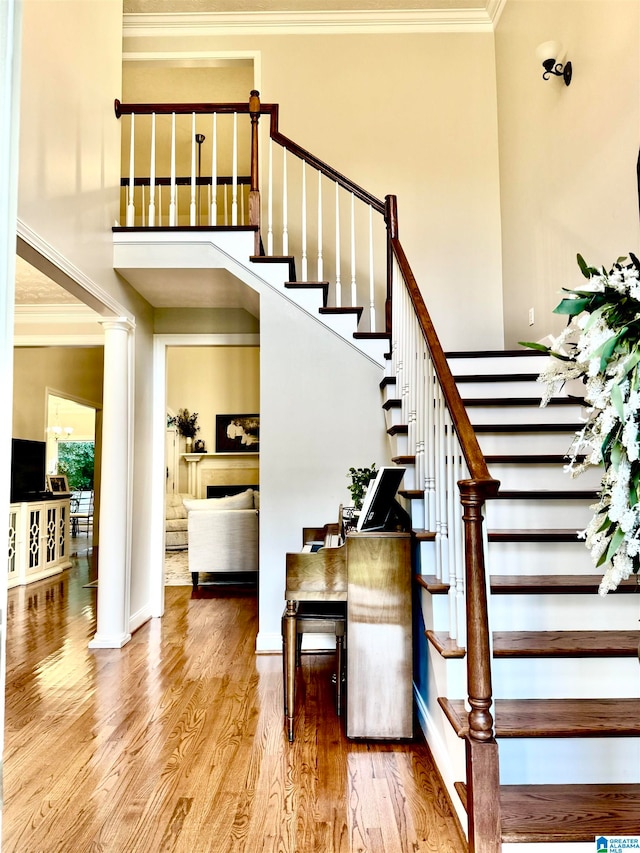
(356, 466, 407, 532)
(10, 438, 47, 502)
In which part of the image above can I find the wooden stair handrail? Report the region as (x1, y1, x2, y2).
(390, 219, 501, 851)
(389, 231, 499, 492)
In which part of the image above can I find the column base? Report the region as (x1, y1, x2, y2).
(88, 631, 132, 649)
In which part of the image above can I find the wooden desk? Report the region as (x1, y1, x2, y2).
(285, 522, 412, 740)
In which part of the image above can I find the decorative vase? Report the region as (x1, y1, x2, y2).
(185, 436, 193, 451)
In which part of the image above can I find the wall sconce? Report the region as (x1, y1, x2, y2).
(536, 40, 572, 86)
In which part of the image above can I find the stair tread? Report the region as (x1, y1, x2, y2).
(474, 422, 584, 432)
(464, 396, 583, 407)
(455, 782, 640, 842)
(250, 254, 296, 281)
(453, 372, 541, 383)
(484, 454, 586, 463)
(425, 630, 465, 658)
(319, 305, 363, 319)
(488, 528, 583, 542)
(490, 574, 638, 594)
(427, 629, 640, 658)
(440, 697, 640, 738)
(419, 573, 639, 594)
(446, 349, 545, 358)
(284, 281, 329, 306)
(493, 630, 640, 657)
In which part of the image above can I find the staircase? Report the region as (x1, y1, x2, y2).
(115, 91, 640, 851)
(388, 349, 640, 851)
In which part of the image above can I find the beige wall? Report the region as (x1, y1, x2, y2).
(12, 347, 104, 441)
(496, 0, 640, 347)
(166, 345, 259, 450)
(124, 29, 505, 351)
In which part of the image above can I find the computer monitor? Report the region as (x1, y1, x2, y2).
(356, 466, 406, 532)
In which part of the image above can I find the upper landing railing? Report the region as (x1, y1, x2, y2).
(115, 90, 501, 851)
(115, 90, 389, 335)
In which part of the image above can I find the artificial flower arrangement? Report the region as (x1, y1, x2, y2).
(171, 408, 200, 439)
(522, 253, 640, 595)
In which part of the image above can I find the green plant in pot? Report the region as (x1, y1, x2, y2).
(347, 464, 377, 511)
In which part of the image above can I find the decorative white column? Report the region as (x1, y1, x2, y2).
(183, 452, 205, 496)
(89, 318, 134, 649)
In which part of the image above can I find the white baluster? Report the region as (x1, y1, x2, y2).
(368, 206, 375, 330)
(232, 113, 238, 226)
(223, 182, 228, 225)
(190, 112, 197, 226)
(240, 182, 245, 225)
(282, 148, 288, 255)
(148, 113, 156, 227)
(169, 112, 177, 227)
(126, 113, 135, 227)
(141, 185, 145, 227)
(350, 193, 357, 306)
(158, 183, 162, 227)
(317, 170, 323, 281)
(335, 183, 341, 307)
(301, 161, 307, 280)
(267, 138, 273, 256)
(210, 113, 217, 226)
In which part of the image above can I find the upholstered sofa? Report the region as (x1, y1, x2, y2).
(186, 487, 259, 588)
(165, 493, 190, 550)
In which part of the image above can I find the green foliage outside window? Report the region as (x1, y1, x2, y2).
(57, 441, 95, 491)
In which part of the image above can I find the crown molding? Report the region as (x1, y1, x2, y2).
(123, 8, 497, 38)
(14, 304, 104, 324)
(17, 221, 133, 323)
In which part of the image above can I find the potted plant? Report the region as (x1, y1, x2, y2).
(347, 463, 377, 511)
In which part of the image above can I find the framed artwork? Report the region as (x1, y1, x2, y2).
(47, 474, 69, 494)
(215, 414, 260, 453)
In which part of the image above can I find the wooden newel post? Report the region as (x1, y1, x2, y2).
(249, 89, 261, 255)
(384, 194, 398, 334)
(459, 479, 501, 853)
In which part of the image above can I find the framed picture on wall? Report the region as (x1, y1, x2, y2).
(215, 414, 260, 453)
(47, 474, 69, 494)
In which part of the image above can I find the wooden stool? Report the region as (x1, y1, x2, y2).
(282, 600, 346, 742)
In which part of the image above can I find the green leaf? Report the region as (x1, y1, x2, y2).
(518, 341, 551, 353)
(577, 253, 592, 278)
(554, 297, 590, 316)
(610, 382, 625, 420)
(604, 525, 625, 564)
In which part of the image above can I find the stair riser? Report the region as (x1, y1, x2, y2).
(383, 405, 404, 430)
(477, 431, 579, 455)
(492, 657, 640, 699)
(488, 463, 602, 490)
(499, 738, 640, 785)
(447, 354, 550, 374)
(489, 593, 640, 632)
(487, 541, 594, 574)
(419, 586, 451, 633)
(486, 500, 593, 529)
(468, 405, 585, 425)
(455, 379, 545, 398)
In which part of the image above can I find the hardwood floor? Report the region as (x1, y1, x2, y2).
(3, 549, 466, 853)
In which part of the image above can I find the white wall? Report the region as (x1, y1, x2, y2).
(496, 0, 640, 347)
(258, 287, 390, 651)
(18, 0, 159, 632)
